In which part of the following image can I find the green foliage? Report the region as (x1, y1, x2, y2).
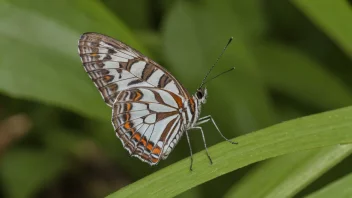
(254, 43, 352, 109)
(306, 172, 352, 198)
(293, 0, 352, 59)
(108, 106, 352, 198)
(0, 0, 144, 120)
(225, 145, 352, 198)
(0, 0, 351, 197)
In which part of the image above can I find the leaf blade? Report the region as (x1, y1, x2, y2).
(107, 106, 352, 198)
(306, 172, 352, 198)
(224, 145, 352, 198)
(292, 0, 352, 59)
(0, 1, 146, 120)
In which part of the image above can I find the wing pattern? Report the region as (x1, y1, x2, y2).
(78, 32, 190, 106)
(112, 87, 185, 164)
(78, 33, 195, 165)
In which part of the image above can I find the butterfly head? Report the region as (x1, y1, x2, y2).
(195, 87, 208, 104)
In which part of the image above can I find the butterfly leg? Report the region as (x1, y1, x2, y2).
(192, 126, 213, 165)
(185, 131, 193, 171)
(197, 115, 238, 144)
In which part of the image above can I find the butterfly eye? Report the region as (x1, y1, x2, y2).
(196, 91, 203, 99)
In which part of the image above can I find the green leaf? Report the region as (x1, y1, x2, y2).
(292, 0, 352, 59)
(224, 145, 352, 198)
(0, 149, 67, 198)
(0, 0, 145, 120)
(5, 0, 144, 50)
(107, 105, 352, 198)
(255, 42, 352, 109)
(306, 172, 352, 198)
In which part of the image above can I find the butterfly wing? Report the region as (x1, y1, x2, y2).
(112, 87, 185, 165)
(78, 32, 194, 165)
(78, 32, 190, 107)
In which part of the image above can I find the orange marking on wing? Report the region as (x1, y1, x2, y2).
(168, 92, 183, 108)
(151, 157, 159, 163)
(147, 143, 153, 151)
(103, 75, 113, 82)
(124, 122, 131, 130)
(108, 83, 118, 92)
(189, 97, 195, 106)
(152, 147, 161, 155)
(126, 103, 132, 111)
(140, 137, 147, 146)
(134, 91, 142, 101)
(133, 133, 141, 142)
(174, 97, 182, 108)
(140, 138, 147, 147)
(91, 53, 97, 57)
(189, 98, 196, 113)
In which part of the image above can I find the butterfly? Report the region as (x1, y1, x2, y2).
(78, 32, 236, 170)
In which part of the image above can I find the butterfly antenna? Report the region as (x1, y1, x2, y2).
(203, 67, 235, 85)
(199, 37, 233, 89)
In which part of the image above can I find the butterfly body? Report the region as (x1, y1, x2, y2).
(78, 32, 234, 168)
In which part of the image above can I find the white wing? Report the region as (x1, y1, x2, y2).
(112, 87, 185, 165)
(78, 32, 189, 107)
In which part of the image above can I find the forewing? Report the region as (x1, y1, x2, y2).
(112, 87, 185, 165)
(78, 32, 189, 107)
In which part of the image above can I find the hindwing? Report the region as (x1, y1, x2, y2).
(112, 87, 187, 165)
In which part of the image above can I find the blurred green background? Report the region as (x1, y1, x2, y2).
(0, 0, 351, 197)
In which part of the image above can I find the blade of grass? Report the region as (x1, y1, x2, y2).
(224, 145, 352, 198)
(292, 0, 352, 59)
(306, 172, 352, 198)
(107, 106, 352, 198)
